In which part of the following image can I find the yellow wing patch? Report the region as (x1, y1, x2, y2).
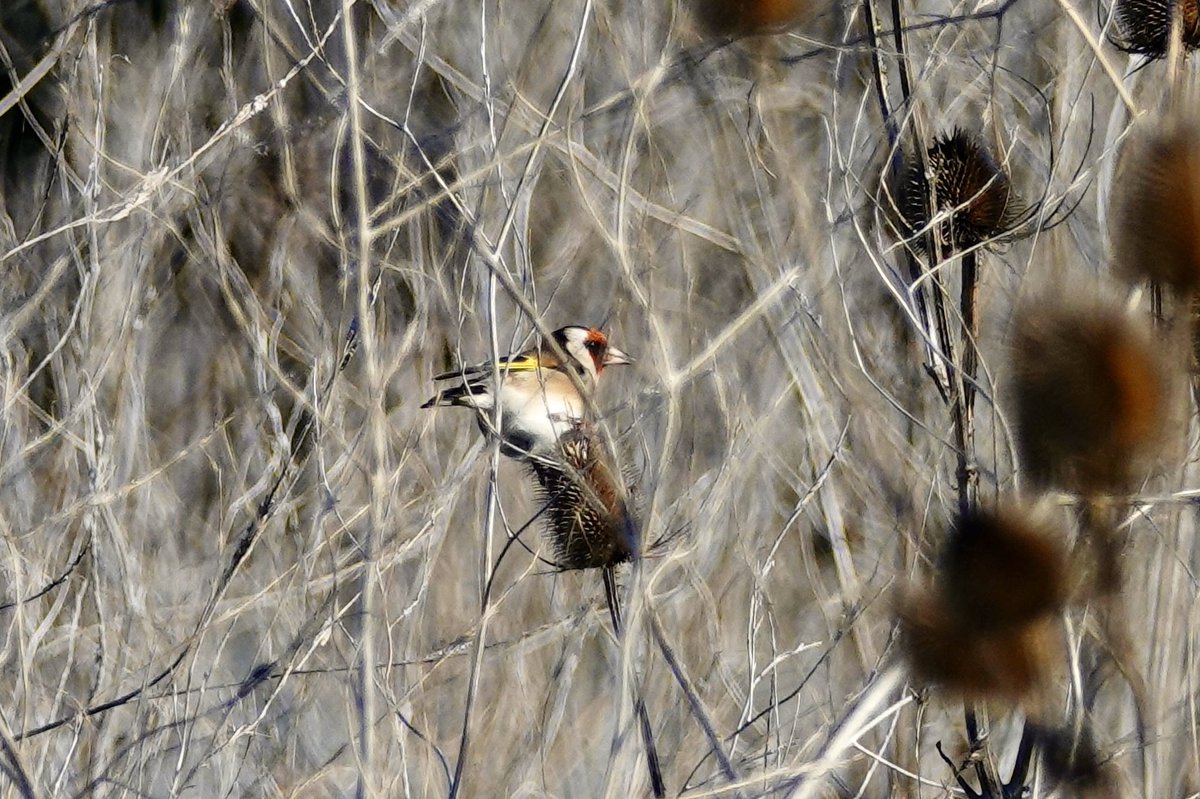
(496, 354, 543, 372)
(433, 349, 552, 381)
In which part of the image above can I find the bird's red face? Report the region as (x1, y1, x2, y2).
(551, 325, 633, 381)
(584, 330, 609, 373)
(584, 328, 632, 373)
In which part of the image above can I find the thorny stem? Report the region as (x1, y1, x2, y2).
(862, 0, 942, 414)
(964, 708, 1003, 795)
(861, 0, 898, 149)
(1003, 724, 1038, 797)
(960, 252, 979, 416)
(958, 250, 980, 511)
(889, 0, 997, 784)
(869, 0, 1010, 793)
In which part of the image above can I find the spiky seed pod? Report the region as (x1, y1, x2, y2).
(898, 595, 1057, 700)
(526, 424, 639, 571)
(694, 0, 811, 36)
(1113, 0, 1200, 58)
(1111, 123, 1200, 293)
(896, 129, 1020, 254)
(940, 508, 1067, 633)
(897, 505, 1067, 701)
(1012, 303, 1170, 494)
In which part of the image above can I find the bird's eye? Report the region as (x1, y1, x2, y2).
(585, 340, 603, 352)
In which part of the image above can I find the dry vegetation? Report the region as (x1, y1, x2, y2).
(2, 0, 1199, 796)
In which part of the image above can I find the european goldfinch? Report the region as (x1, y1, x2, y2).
(421, 326, 632, 459)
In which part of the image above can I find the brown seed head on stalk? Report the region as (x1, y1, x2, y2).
(896, 129, 1021, 255)
(1113, 0, 1200, 58)
(898, 596, 1058, 701)
(939, 508, 1067, 633)
(1111, 123, 1200, 293)
(694, 0, 811, 36)
(526, 423, 639, 571)
(1012, 303, 1170, 494)
(897, 506, 1067, 702)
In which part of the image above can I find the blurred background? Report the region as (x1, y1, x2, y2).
(0, 0, 1194, 796)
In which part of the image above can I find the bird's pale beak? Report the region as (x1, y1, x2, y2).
(603, 346, 633, 366)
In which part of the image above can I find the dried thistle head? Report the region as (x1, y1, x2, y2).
(897, 505, 1067, 701)
(1111, 122, 1200, 293)
(694, 0, 811, 36)
(1012, 303, 1171, 494)
(1113, 0, 1200, 58)
(896, 129, 1021, 254)
(898, 596, 1057, 700)
(526, 424, 639, 571)
(939, 508, 1067, 633)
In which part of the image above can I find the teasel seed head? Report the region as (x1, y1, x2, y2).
(897, 505, 1067, 701)
(1111, 121, 1200, 293)
(694, 0, 812, 36)
(526, 423, 640, 571)
(1112, 0, 1200, 58)
(898, 596, 1058, 701)
(896, 128, 1022, 255)
(939, 507, 1067, 633)
(1012, 302, 1170, 495)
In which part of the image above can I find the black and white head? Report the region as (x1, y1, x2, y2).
(550, 326, 633, 384)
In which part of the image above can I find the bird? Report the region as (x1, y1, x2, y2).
(421, 325, 632, 459)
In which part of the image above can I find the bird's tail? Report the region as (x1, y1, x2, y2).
(420, 382, 475, 409)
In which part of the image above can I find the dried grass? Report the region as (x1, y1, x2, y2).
(1, 0, 1198, 797)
